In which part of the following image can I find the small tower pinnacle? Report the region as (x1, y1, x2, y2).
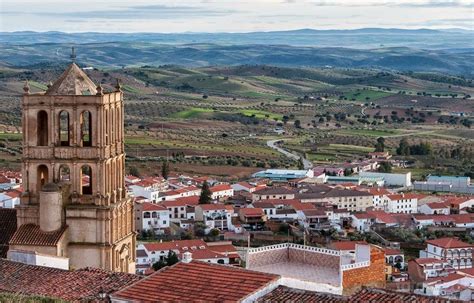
(70, 47, 76, 63)
(23, 80, 30, 95)
(115, 79, 122, 92)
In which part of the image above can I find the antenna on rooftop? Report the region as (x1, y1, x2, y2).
(70, 47, 77, 63)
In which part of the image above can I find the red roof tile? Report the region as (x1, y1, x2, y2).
(0, 259, 141, 301)
(141, 202, 168, 211)
(0, 208, 17, 258)
(160, 196, 200, 207)
(210, 184, 233, 192)
(330, 241, 367, 251)
(113, 261, 279, 302)
(240, 207, 264, 217)
(426, 237, 474, 249)
(9, 224, 67, 247)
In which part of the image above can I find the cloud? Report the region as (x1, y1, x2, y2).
(2, 4, 238, 20)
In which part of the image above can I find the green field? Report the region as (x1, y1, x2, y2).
(337, 129, 401, 137)
(344, 89, 393, 101)
(239, 109, 282, 120)
(171, 107, 214, 119)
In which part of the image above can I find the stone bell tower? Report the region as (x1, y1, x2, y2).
(10, 53, 135, 273)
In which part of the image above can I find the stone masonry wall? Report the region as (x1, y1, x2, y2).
(289, 249, 340, 269)
(247, 247, 288, 268)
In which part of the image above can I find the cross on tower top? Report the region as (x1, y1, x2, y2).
(70, 47, 76, 63)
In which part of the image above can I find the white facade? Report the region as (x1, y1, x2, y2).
(421, 244, 473, 269)
(359, 171, 412, 187)
(386, 195, 417, 214)
(350, 214, 375, 232)
(418, 204, 450, 215)
(0, 192, 20, 208)
(211, 187, 234, 200)
(195, 206, 234, 232)
(141, 209, 170, 232)
(8, 249, 69, 270)
(130, 184, 160, 201)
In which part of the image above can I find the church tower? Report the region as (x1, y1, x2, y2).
(10, 55, 135, 273)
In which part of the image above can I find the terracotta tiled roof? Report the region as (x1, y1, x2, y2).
(141, 202, 167, 212)
(349, 287, 457, 302)
(0, 208, 17, 258)
(210, 184, 233, 192)
(160, 196, 200, 207)
(383, 248, 402, 255)
(330, 241, 367, 251)
(257, 285, 345, 302)
(0, 259, 141, 301)
(425, 202, 449, 209)
(414, 258, 447, 265)
(240, 207, 264, 217)
(426, 237, 474, 249)
(9, 224, 67, 247)
(259, 286, 458, 303)
(253, 187, 296, 195)
(112, 261, 279, 302)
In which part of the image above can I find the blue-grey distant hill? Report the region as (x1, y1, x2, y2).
(1, 28, 472, 49)
(0, 29, 472, 76)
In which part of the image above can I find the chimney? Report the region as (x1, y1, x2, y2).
(182, 251, 192, 263)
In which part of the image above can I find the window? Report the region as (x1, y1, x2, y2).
(80, 111, 92, 147)
(58, 111, 70, 146)
(37, 165, 49, 192)
(144, 212, 151, 218)
(37, 110, 48, 146)
(81, 165, 92, 195)
(59, 165, 70, 182)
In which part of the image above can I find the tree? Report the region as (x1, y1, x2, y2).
(161, 160, 170, 180)
(209, 228, 220, 237)
(378, 161, 392, 173)
(165, 250, 179, 266)
(396, 138, 410, 156)
(152, 259, 167, 271)
(374, 137, 385, 152)
(129, 166, 140, 177)
(199, 181, 212, 204)
(294, 120, 301, 129)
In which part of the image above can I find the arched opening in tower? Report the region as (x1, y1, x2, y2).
(59, 164, 70, 182)
(37, 164, 49, 192)
(59, 110, 70, 146)
(81, 165, 92, 195)
(81, 110, 92, 147)
(37, 110, 48, 146)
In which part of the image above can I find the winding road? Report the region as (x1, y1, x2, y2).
(267, 139, 313, 169)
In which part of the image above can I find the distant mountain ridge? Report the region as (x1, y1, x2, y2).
(1, 28, 472, 49)
(0, 42, 472, 76)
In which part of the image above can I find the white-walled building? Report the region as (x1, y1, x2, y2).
(0, 190, 20, 208)
(419, 238, 474, 269)
(135, 202, 170, 234)
(161, 196, 200, 222)
(195, 204, 234, 233)
(210, 184, 234, 201)
(419, 202, 450, 215)
(359, 171, 412, 187)
(386, 193, 419, 214)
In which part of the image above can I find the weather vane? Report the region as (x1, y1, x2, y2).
(70, 46, 76, 63)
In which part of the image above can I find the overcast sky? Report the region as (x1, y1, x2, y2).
(1, 0, 472, 32)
